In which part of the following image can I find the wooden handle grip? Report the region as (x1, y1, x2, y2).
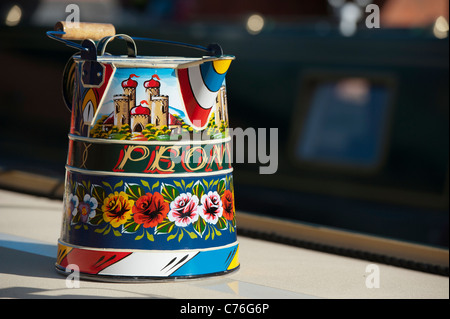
(54, 21, 116, 41)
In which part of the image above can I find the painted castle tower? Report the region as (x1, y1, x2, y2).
(113, 94, 130, 127)
(144, 75, 168, 128)
(151, 96, 169, 127)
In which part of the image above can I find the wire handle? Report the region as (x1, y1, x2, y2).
(47, 30, 88, 52)
(132, 36, 223, 56)
(97, 34, 137, 58)
(47, 31, 224, 57)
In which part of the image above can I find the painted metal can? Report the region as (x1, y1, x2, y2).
(48, 27, 239, 281)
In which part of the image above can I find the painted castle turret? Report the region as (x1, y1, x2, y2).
(122, 74, 139, 109)
(144, 74, 161, 98)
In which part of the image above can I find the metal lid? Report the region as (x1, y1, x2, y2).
(73, 55, 235, 69)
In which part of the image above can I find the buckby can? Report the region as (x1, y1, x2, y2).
(48, 23, 239, 281)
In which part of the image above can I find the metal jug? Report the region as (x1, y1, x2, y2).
(48, 22, 239, 281)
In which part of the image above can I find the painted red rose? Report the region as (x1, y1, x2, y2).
(221, 190, 234, 221)
(133, 192, 169, 228)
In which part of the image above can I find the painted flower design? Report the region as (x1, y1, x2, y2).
(133, 192, 169, 228)
(199, 191, 223, 224)
(67, 193, 79, 217)
(168, 193, 199, 227)
(102, 191, 134, 228)
(221, 190, 235, 221)
(76, 194, 98, 223)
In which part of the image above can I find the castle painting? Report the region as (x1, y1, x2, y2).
(89, 67, 228, 141)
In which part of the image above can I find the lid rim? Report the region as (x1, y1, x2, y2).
(72, 55, 235, 69)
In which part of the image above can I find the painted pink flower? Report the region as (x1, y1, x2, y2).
(168, 193, 199, 227)
(199, 191, 223, 224)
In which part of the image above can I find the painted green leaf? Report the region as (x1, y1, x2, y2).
(72, 213, 80, 223)
(151, 181, 160, 191)
(135, 232, 144, 240)
(192, 181, 205, 199)
(103, 226, 111, 235)
(146, 230, 154, 241)
(156, 218, 176, 234)
(91, 184, 106, 203)
(114, 180, 124, 191)
(89, 210, 104, 226)
(94, 224, 108, 233)
(123, 219, 141, 233)
(229, 177, 234, 193)
(186, 181, 194, 190)
(178, 230, 184, 242)
(217, 179, 226, 197)
(216, 216, 228, 230)
(141, 179, 150, 190)
(102, 181, 113, 191)
(112, 228, 122, 236)
(173, 180, 182, 188)
(161, 183, 179, 202)
(202, 179, 209, 189)
(167, 233, 177, 241)
(75, 184, 86, 202)
(125, 183, 145, 201)
(186, 230, 197, 239)
(193, 217, 206, 237)
(82, 180, 91, 192)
